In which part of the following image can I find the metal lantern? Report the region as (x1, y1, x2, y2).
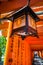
(0, 5, 40, 39)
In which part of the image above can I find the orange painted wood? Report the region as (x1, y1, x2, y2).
(0, 0, 27, 13)
(0, 0, 43, 13)
(24, 40, 32, 65)
(0, 20, 9, 37)
(4, 6, 43, 65)
(0, 22, 9, 29)
(4, 21, 13, 65)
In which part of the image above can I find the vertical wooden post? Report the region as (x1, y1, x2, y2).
(25, 40, 32, 65)
(4, 21, 13, 65)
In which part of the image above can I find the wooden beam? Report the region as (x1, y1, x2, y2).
(0, 0, 43, 13)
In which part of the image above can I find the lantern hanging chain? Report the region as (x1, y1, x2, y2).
(27, 0, 30, 5)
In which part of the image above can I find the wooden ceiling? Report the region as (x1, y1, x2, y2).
(0, 0, 8, 1)
(0, 0, 43, 13)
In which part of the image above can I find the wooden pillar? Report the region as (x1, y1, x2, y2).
(4, 21, 13, 65)
(25, 40, 32, 65)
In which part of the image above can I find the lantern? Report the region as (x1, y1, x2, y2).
(0, 3, 40, 39)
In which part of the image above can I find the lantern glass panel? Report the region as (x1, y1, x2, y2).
(13, 15, 26, 29)
(13, 15, 36, 36)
